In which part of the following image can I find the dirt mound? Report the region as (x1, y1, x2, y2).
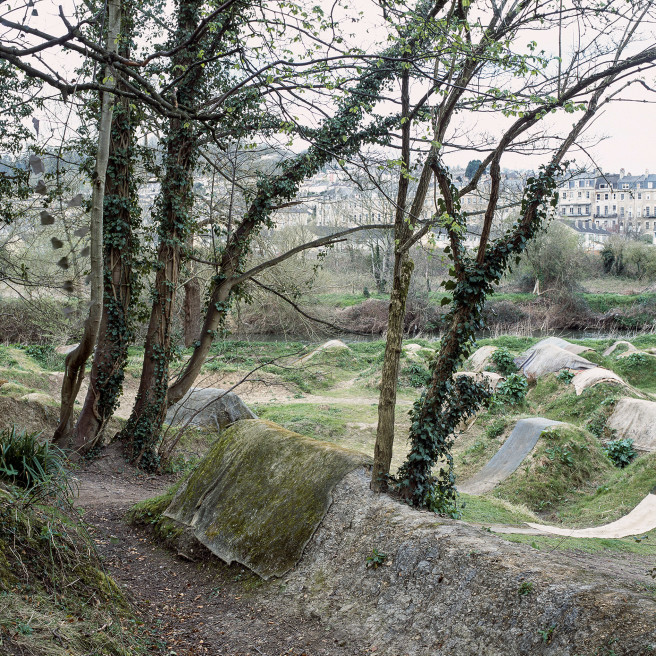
(0, 395, 60, 434)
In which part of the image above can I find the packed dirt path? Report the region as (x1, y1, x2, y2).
(76, 448, 369, 656)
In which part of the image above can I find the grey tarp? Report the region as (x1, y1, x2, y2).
(516, 344, 596, 378)
(606, 398, 656, 452)
(458, 418, 562, 495)
(164, 418, 371, 579)
(165, 387, 256, 431)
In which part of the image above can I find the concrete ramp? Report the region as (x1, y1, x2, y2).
(526, 494, 656, 539)
(459, 418, 562, 495)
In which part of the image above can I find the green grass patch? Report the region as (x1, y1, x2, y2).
(312, 292, 388, 307)
(494, 424, 614, 514)
(254, 402, 376, 444)
(498, 529, 656, 555)
(554, 452, 656, 527)
(459, 494, 538, 525)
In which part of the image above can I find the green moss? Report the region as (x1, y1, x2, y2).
(494, 424, 614, 513)
(164, 418, 370, 579)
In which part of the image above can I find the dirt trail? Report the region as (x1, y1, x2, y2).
(76, 449, 368, 656)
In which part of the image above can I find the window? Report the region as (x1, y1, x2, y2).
(586, 191, 590, 199)
(600, 183, 607, 189)
(638, 210, 642, 218)
(578, 191, 582, 198)
(596, 205, 600, 215)
(563, 192, 567, 199)
(596, 193, 600, 200)
(620, 207, 625, 217)
(649, 182, 654, 189)
(637, 183, 642, 189)
(604, 206, 608, 215)
(638, 193, 642, 200)
(604, 193, 609, 200)
(569, 206, 574, 214)
(569, 181, 575, 188)
(647, 222, 651, 229)
(613, 205, 616, 212)
(577, 206, 582, 214)
(621, 193, 625, 200)
(562, 207, 566, 216)
(623, 184, 629, 189)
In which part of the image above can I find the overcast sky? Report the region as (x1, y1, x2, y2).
(10, 0, 656, 175)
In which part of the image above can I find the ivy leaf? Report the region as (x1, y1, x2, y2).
(63, 280, 75, 293)
(440, 296, 451, 306)
(51, 237, 64, 249)
(35, 180, 47, 195)
(80, 246, 90, 257)
(74, 226, 89, 237)
(57, 257, 70, 270)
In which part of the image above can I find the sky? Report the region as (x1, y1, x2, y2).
(6, 0, 656, 175)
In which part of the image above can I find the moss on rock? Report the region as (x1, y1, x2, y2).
(163, 418, 371, 579)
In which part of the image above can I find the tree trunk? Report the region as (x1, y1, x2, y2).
(53, 0, 121, 447)
(73, 34, 140, 453)
(119, 0, 203, 467)
(371, 255, 413, 491)
(183, 241, 201, 348)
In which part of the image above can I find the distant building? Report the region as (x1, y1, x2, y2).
(560, 219, 612, 251)
(558, 169, 656, 244)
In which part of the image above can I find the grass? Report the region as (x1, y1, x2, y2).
(493, 424, 614, 514)
(0, 480, 151, 656)
(254, 402, 378, 451)
(498, 528, 656, 556)
(459, 494, 538, 525)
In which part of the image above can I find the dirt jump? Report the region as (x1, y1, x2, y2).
(458, 417, 562, 495)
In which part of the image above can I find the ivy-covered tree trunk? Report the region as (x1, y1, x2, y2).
(73, 10, 141, 453)
(120, 0, 203, 467)
(396, 165, 562, 508)
(53, 0, 121, 446)
(372, 254, 413, 491)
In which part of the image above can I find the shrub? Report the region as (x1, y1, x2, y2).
(604, 438, 637, 468)
(405, 362, 431, 388)
(19, 344, 66, 370)
(495, 373, 528, 405)
(556, 369, 575, 384)
(0, 426, 68, 490)
(490, 347, 518, 376)
(485, 417, 507, 439)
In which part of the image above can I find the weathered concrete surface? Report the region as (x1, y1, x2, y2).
(458, 418, 562, 495)
(164, 419, 370, 579)
(528, 494, 656, 539)
(455, 370, 504, 390)
(467, 345, 498, 372)
(517, 344, 595, 378)
(276, 469, 656, 656)
(571, 366, 629, 395)
(165, 387, 256, 430)
(520, 337, 592, 360)
(403, 343, 434, 362)
(607, 398, 656, 452)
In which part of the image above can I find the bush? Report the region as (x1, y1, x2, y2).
(485, 417, 507, 439)
(0, 426, 68, 490)
(405, 362, 431, 388)
(556, 369, 575, 384)
(604, 438, 637, 468)
(495, 373, 528, 405)
(490, 347, 518, 376)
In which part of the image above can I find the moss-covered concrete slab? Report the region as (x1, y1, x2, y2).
(164, 418, 371, 579)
